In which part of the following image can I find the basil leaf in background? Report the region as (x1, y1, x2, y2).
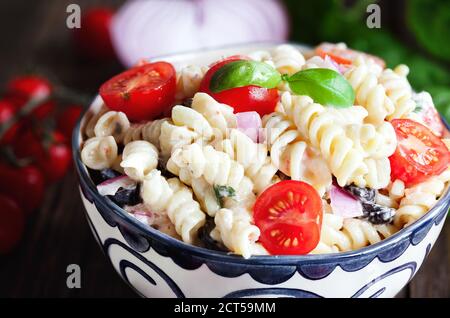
(287, 68, 355, 108)
(210, 60, 282, 93)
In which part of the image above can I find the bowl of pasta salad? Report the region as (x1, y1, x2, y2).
(74, 43, 450, 298)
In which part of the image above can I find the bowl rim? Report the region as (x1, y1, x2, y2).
(73, 42, 450, 266)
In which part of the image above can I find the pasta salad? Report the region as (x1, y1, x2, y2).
(80, 43, 450, 258)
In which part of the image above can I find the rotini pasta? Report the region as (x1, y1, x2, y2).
(94, 111, 130, 143)
(120, 141, 159, 181)
(213, 207, 260, 259)
(271, 44, 305, 75)
(263, 112, 332, 195)
(379, 65, 416, 120)
(81, 136, 118, 170)
(141, 170, 206, 244)
(175, 64, 207, 102)
(344, 57, 394, 125)
(123, 118, 168, 148)
(278, 92, 368, 187)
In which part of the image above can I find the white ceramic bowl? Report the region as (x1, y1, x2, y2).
(74, 43, 450, 298)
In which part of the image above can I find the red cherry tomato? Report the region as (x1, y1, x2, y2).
(0, 164, 45, 214)
(57, 105, 84, 141)
(0, 99, 22, 145)
(14, 131, 71, 183)
(7, 75, 55, 120)
(73, 7, 115, 60)
(315, 43, 386, 68)
(389, 119, 450, 186)
(0, 194, 25, 254)
(200, 56, 279, 116)
(100, 62, 176, 121)
(8, 75, 52, 99)
(253, 180, 323, 255)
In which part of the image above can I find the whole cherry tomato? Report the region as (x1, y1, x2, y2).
(100, 62, 176, 121)
(253, 180, 323, 255)
(6, 75, 55, 120)
(73, 7, 115, 60)
(14, 131, 71, 183)
(57, 105, 84, 141)
(0, 99, 22, 145)
(389, 119, 450, 186)
(0, 194, 25, 254)
(0, 164, 45, 214)
(200, 56, 279, 116)
(8, 75, 52, 99)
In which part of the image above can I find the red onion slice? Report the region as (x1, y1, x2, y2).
(330, 184, 363, 218)
(97, 175, 136, 196)
(236, 111, 262, 143)
(111, 0, 289, 67)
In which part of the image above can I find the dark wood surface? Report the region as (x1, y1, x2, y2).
(0, 0, 448, 298)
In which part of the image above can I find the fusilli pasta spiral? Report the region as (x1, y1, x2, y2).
(213, 207, 260, 259)
(81, 136, 118, 170)
(175, 64, 207, 101)
(141, 170, 206, 244)
(344, 58, 394, 125)
(271, 44, 305, 75)
(94, 111, 130, 143)
(278, 92, 368, 187)
(120, 141, 159, 181)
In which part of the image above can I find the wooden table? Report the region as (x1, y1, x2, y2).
(0, 0, 449, 298)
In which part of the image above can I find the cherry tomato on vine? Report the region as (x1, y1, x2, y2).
(73, 7, 115, 60)
(100, 62, 176, 121)
(253, 180, 323, 255)
(389, 119, 450, 186)
(200, 56, 279, 116)
(57, 105, 84, 141)
(0, 164, 45, 214)
(0, 194, 25, 254)
(7, 75, 55, 120)
(7, 75, 52, 99)
(0, 99, 22, 145)
(14, 131, 71, 183)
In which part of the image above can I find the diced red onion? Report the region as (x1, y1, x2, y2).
(330, 185, 363, 218)
(236, 111, 262, 143)
(126, 204, 155, 226)
(97, 175, 136, 196)
(111, 0, 289, 67)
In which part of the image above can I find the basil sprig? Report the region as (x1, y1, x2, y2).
(210, 60, 282, 93)
(286, 68, 355, 108)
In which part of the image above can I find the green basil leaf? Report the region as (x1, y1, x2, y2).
(213, 185, 236, 208)
(210, 60, 282, 93)
(287, 68, 355, 108)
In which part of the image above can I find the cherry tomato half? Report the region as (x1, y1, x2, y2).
(0, 194, 25, 254)
(200, 56, 279, 116)
(315, 43, 386, 68)
(100, 62, 177, 121)
(0, 164, 45, 214)
(389, 119, 450, 186)
(253, 180, 323, 255)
